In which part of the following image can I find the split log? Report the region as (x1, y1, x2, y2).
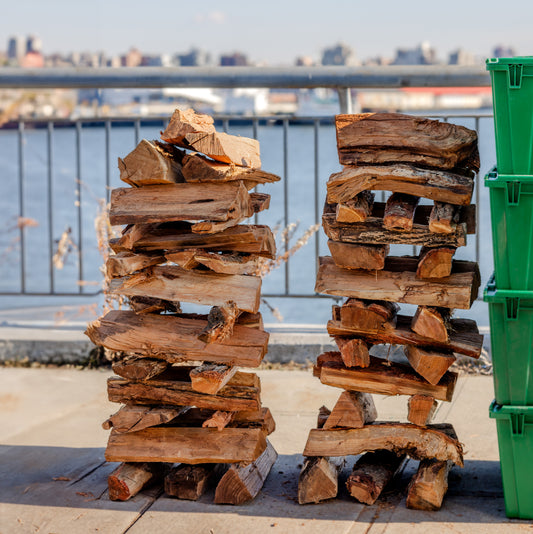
(323, 391, 377, 429)
(102, 405, 187, 434)
(106, 426, 267, 464)
(406, 459, 453, 511)
(85, 310, 269, 367)
(109, 182, 251, 226)
(190, 364, 237, 395)
(408, 395, 438, 426)
(202, 411, 234, 431)
(339, 298, 399, 332)
(314, 352, 457, 401)
(107, 368, 261, 412)
(411, 306, 450, 343)
(328, 240, 389, 270)
(383, 193, 420, 231)
(328, 314, 482, 358)
(346, 451, 406, 505)
(335, 191, 374, 223)
(198, 301, 239, 344)
(303, 422, 464, 466)
(405, 346, 457, 386)
(165, 463, 224, 500)
(181, 152, 280, 188)
(112, 356, 169, 380)
(118, 139, 184, 186)
(214, 440, 277, 504)
(335, 113, 478, 170)
(316, 256, 480, 310)
(237, 311, 264, 330)
(298, 456, 346, 504)
(106, 251, 165, 278)
(160, 108, 216, 144)
(164, 249, 199, 270)
(326, 165, 474, 206)
(334, 337, 370, 367)
(109, 265, 261, 313)
(116, 222, 276, 258)
(166, 250, 260, 275)
(108, 462, 166, 501)
(128, 295, 181, 315)
(429, 202, 460, 234)
(317, 406, 331, 429)
(417, 247, 455, 279)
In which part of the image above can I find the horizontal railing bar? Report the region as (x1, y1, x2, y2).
(0, 291, 102, 297)
(0, 66, 491, 89)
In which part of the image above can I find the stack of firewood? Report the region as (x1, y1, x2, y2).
(299, 113, 483, 510)
(86, 109, 280, 504)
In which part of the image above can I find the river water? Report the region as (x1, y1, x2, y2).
(0, 114, 497, 326)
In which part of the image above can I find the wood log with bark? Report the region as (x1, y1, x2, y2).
(416, 247, 456, 279)
(86, 310, 269, 367)
(411, 306, 451, 343)
(298, 456, 346, 504)
(108, 462, 166, 501)
(334, 337, 371, 367)
(346, 451, 406, 505)
(338, 298, 399, 332)
(102, 405, 187, 434)
(214, 440, 277, 504)
(106, 251, 165, 278)
(335, 191, 374, 223)
(322, 391, 377, 429)
(160, 108, 216, 144)
(198, 301, 239, 343)
(112, 356, 169, 381)
(383, 193, 420, 231)
(429, 202, 461, 234)
(165, 463, 224, 500)
(328, 240, 389, 270)
(166, 250, 261, 276)
(314, 352, 457, 401)
(335, 113, 478, 171)
(406, 459, 453, 511)
(408, 395, 438, 426)
(190, 364, 237, 395)
(316, 256, 480, 310)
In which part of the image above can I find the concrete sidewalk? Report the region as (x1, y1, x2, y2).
(0, 367, 527, 533)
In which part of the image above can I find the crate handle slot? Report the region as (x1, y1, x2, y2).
(510, 413, 525, 436)
(506, 181, 522, 206)
(505, 297, 520, 320)
(509, 64, 523, 88)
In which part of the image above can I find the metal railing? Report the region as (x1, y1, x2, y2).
(0, 67, 493, 302)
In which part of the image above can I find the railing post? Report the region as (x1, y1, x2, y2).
(337, 87, 353, 114)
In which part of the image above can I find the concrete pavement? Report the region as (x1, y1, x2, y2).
(0, 366, 528, 533)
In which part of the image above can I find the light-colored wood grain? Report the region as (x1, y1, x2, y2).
(160, 108, 216, 143)
(408, 395, 438, 426)
(102, 405, 186, 434)
(429, 202, 460, 234)
(334, 337, 370, 367)
(298, 456, 345, 504)
(416, 247, 455, 279)
(411, 306, 450, 343)
(405, 346, 457, 386)
(106, 251, 165, 278)
(190, 364, 237, 395)
(406, 459, 453, 510)
(323, 391, 377, 429)
(202, 410, 234, 431)
(166, 250, 260, 275)
(108, 462, 165, 501)
(335, 191, 374, 223)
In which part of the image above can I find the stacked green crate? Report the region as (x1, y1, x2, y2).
(485, 56, 533, 519)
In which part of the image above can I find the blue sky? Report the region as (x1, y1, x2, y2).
(1, 0, 532, 63)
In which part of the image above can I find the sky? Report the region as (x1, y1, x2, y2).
(1, 0, 532, 64)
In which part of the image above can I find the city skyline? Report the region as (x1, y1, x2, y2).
(1, 0, 531, 65)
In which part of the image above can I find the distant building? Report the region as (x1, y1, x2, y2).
(122, 48, 142, 67)
(493, 45, 516, 58)
(295, 56, 314, 66)
(393, 42, 437, 65)
(20, 51, 44, 68)
(176, 48, 211, 66)
(220, 53, 248, 66)
(26, 35, 42, 54)
(7, 36, 25, 62)
(448, 49, 476, 66)
(321, 43, 358, 66)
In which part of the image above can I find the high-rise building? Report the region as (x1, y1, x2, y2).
(393, 42, 437, 65)
(321, 43, 359, 66)
(7, 36, 25, 61)
(26, 35, 42, 54)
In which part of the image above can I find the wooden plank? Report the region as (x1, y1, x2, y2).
(117, 222, 276, 258)
(108, 462, 166, 501)
(198, 302, 239, 343)
(383, 193, 419, 231)
(190, 364, 237, 395)
(316, 256, 480, 310)
(314, 352, 457, 401)
(107, 368, 261, 412)
(346, 451, 406, 505)
(327, 165, 474, 206)
(108, 265, 261, 313)
(298, 456, 345, 504)
(408, 395, 438, 426)
(303, 423, 464, 466)
(118, 139, 184, 186)
(328, 314, 482, 358)
(406, 459, 452, 510)
(165, 463, 224, 500)
(214, 440, 277, 504)
(328, 240, 389, 270)
(336, 191, 374, 223)
(106, 251, 165, 278)
(112, 356, 169, 380)
(102, 405, 186, 434)
(86, 310, 269, 367)
(411, 306, 450, 343)
(323, 391, 377, 429)
(416, 247, 455, 279)
(334, 337, 370, 367)
(105, 426, 268, 464)
(160, 108, 216, 144)
(405, 346, 457, 386)
(335, 113, 478, 170)
(181, 151, 280, 187)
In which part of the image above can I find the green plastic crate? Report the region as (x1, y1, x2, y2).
(489, 401, 533, 519)
(484, 275, 533, 404)
(485, 167, 533, 290)
(486, 57, 533, 175)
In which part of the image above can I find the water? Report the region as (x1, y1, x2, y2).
(0, 115, 497, 326)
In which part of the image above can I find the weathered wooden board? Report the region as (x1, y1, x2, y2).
(85, 310, 269, 367)
(316, 256, 480, 310)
